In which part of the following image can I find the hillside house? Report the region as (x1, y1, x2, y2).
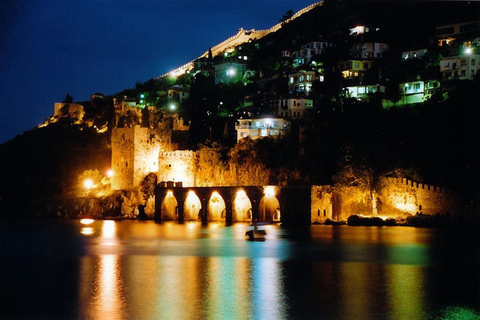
(402, 49, 428, 60)
(168, 85, 190, 105)
(271, 97, 314, 119)
(292, 41, 332, 66)
(398, 80, 441, 105)
(440, 53, 480, 80)
(339, 60, 373, 79)
(345, 84, 385, 100)
(235, 117, 290, 142)
(351, 42, 389, 59)
(288, 71, 316, 93)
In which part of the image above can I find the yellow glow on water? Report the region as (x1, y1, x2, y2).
(80, 218, 94, 225)
(101, 220, 117, 246)
(386, 264, 424, 320)
(81, 227, 94, 235)
(102, 220, 116, 238)
(97, 255, 125, 318)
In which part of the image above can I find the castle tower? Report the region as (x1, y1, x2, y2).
(111, 126, 173, 189)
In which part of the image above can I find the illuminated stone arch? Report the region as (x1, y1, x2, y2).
(184, 190, 202, 221)
(207, 191, 226, 221)
(161, 191, 178, 220)
(233, 189, 253, 222)
(258, 186, 281, 222)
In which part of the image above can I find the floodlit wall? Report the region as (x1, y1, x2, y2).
(311, 186, 333, 223)
(159, 1, 324, 78)
(158, 150, 196, 187)
(378, 177, 459, 216)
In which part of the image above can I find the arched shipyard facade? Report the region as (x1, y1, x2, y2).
(155, 184, 333, 225)
(154, 180, 463, 225)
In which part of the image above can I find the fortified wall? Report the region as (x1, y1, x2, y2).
(158, 150, 196, 187)
(377, 177, 460, 216)
(311, 185, 333, 223)
(159, 1, 324, 78)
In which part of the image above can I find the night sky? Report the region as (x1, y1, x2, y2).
(0, 0, 316, 144)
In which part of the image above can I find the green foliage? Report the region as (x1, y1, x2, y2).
(140, 173, 157, 201)
(63, 93, 74, 103)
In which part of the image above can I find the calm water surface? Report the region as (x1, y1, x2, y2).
(1, 219, 479, 320)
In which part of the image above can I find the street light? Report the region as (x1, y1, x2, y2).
(84, 179, 94, 190)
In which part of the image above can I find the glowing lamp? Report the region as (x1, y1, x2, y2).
(464, 47, 472, 55)
(227, 68, 236, 77)
(106, 169, 114, 178)
(84, 179, 94, 190)
(264, 186, 275, 197)
(169, 104, 176, 111)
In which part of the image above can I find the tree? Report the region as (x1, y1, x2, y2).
(280, 9, 294, 23)
(63, 93, 74, 104)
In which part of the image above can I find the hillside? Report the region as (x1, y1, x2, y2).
(0, 122, 111, 216)
(1, 0, 479, 218)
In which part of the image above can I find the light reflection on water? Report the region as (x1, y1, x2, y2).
(0, 220, 479, 320)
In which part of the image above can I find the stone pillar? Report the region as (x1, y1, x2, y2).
(222, 188, 233, 225)
(175, 189, 185, 223)
(197, 189, 210, 224)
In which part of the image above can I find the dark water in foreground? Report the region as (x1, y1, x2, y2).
(1, 220, 479, 320)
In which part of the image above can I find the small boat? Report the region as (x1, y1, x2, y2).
(245, 227, 267, 241)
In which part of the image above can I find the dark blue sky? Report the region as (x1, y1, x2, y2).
(0, 0, 316, 143)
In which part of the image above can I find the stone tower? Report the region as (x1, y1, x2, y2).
(111, 126, 173, 190)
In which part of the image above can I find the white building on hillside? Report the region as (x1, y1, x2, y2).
(398, 80, 441, 105)
(402, 49, 428, 60)
(235, 117, 290, 142)
(271, 97, 314, 118)
(345, 84, 385, 100)
(351, 42, 389, 59)
(288, 71, 316, 93)
(440, 53, 480, 80)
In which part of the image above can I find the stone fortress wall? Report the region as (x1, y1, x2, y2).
(377, 177, 460, 216)
(158, 150, 196, 187)
(159, 1, 324, 78)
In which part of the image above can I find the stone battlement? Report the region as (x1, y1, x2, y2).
(158, 150, 195, 158)
(384, 177, 449, 194)
(158, 1, 323, 78)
